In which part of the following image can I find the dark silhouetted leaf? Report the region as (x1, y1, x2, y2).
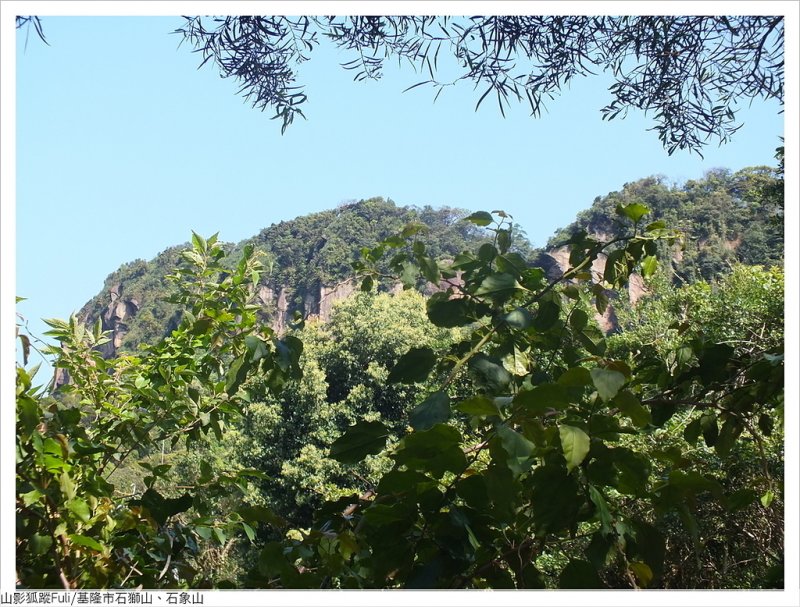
(409, 391, 451, 431)
(329, 420, 389, 464)
(559, 560, 605, 588)
(388, 347, 437, 384)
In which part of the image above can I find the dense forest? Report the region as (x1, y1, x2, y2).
(15, 156, 784, 590)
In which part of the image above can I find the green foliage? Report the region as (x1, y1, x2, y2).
(17, 197, 783, 589)
(16, 235, 302, 588)
(234, 207, 782, 589)
(227, 289, 463, 526)
(548, 167, 783, 283)
(78, 198, 500, 353)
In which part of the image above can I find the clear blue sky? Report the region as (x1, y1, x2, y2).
(14, 16, 784, 368)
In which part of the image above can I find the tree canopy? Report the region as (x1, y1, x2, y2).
(175, 15, 783, 153)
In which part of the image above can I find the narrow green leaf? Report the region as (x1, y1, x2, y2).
(588, 485, 613, 534)
(191, 231, 207, 253)
(241, 521, 256, 542)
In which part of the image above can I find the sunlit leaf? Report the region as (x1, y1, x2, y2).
(559, 425, 590, 472)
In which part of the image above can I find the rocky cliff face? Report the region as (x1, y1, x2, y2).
(77, 244, 646, 368)
(540, 246, 646, 334)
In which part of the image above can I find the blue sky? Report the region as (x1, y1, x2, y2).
(13, 16, 785, 369)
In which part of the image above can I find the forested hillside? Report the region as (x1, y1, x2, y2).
(549, 165, 783, 282)
(75, 165, 782, 361)
(75, 198, 503, 357)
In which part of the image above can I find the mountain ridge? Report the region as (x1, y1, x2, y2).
(74, 165, 783, 365)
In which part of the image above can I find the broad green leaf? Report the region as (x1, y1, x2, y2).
(504, 307, 533, 329)
(395, 424, 467, 478)
(531, 465, 581, 533)
(615, 202, 650, 223)
(668, 470, 723, 499)
(416, 254, 441, 285)
(761, 490, 775, 508)
(456, 475, 490, 510)
(455, 395, 500, 417)
(400, 261, 418, 287)
(558, 366, 592, 387)
(67, 497, 91, 523)
(17, 395, 40, 436)
(241, 521, 256, 542)
(388, 347, 437, 384)
(603, 249, 626, 286)
(683, 418, 702, 444)
(409, 391, 450, 431)
(238, 505, 285, 528)
(559, 425, 590, 472)
(360, 275, 374, 292)
(329, 420, 389, 464)
(469, 353, 512, 393)
(29, 533, 53, 555)
(474, 272, 523, 296)
(533, 300, 560, 331)
(625, 519, 666, 581)
(496, 425, 535, 476)
(590, 367, 626, 402)
(69, 534, 104, 552)
(514, 383, 569, 415)
(569, 309, 589, 330)
(725, 488, 757, 512)
(478, 243, 497, 262)
(715, 417, 742, 457)
(496, 253, 528, 278)
(377, 470, 433, 496)
(135, 489, 194, 526)
(758, 413, 774, 437)
(426, 294, 474, 328)
(629, 561, 653, 588)
(640, 255, 658, 278)
(20, 489, 43, 508)
(613, 390, 651, 427)
(613, 448, 651, 496)
(700, 411, 718, 447)
(464, 211, 493, 226)
(59, 471, 76, 501)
